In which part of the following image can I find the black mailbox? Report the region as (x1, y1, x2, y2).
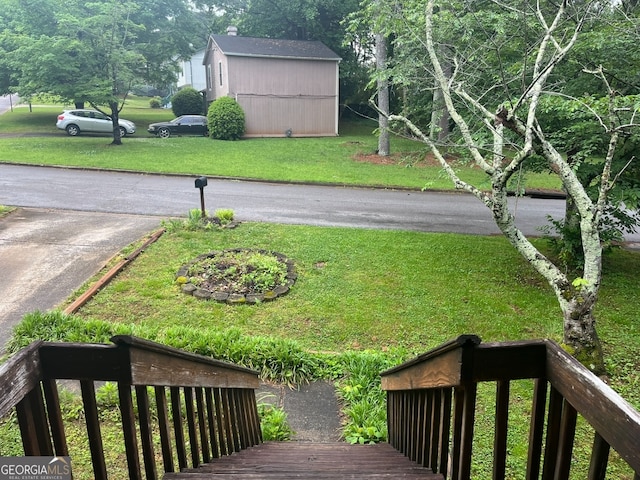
(195, 176, 208, 188)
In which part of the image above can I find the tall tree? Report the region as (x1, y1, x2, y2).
(385, 0, 639, 371)
(4, 0, 197, 144)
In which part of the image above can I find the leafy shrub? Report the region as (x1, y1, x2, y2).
(149, 97, 162, 109)
(214, 208, 234, 225)
(257, 396, 294, 441)
(171, 87, 204, 116)
(207, 96, 245, 140)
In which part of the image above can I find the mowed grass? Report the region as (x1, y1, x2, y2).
(0, 102, 562, 191)
(71, 223, 640, 406)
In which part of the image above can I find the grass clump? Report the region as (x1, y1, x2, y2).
(257, 396, 295, 441)
(162, 209, 236, 232)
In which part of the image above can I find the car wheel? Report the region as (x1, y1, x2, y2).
(66, 124, 80, 136)
(119, 126, 127, 137)
(158, 127, 171, 138)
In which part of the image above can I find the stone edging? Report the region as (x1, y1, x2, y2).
(175, 248, 297, 304)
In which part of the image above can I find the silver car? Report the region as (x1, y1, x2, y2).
(56, 109, 136, 137)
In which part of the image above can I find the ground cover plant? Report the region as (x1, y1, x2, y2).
(0, 103, 561, 191)
(3, 221, 640, 478)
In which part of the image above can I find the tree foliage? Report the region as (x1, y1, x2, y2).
(0, 0, 198, 144)
(207, 96, 245, 140)
(171, 87, 205, 116)
(374, 0, 640, 370)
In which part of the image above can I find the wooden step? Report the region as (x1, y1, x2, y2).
(163, 442, 443, 479)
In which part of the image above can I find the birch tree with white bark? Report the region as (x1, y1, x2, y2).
(385, 0, 639, 371)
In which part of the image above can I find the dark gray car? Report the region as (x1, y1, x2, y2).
(147, 115, 209, 138)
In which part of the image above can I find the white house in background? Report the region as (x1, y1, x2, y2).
(203, 27, 341, 137)
(177, 49, 207, 91)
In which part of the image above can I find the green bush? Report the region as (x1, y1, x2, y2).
(149, 97, 162, 109)
(207, 96, 245, 140)
(171, 87, 204, 116)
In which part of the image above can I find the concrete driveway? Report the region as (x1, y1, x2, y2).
(0, 207, 162, 349)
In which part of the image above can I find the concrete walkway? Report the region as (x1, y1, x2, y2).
(0, 207, 162, 349)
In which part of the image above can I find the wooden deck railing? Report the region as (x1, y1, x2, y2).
(381, 335, 640, 480)
(0, 335, 262, 480)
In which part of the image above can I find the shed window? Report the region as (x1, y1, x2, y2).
(218, 61, 223, 86)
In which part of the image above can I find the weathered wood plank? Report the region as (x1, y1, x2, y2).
(381, 335, 480, 391)
(0, 341, 43, 417)
(112, 335, 259, 389)
(546, 342, 640, 474)
(525, 378, 547, 480)
(119, 382, 142, 480)
(126, 348, 259, 389)
(162, 442, 443, 479)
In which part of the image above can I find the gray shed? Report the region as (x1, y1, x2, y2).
(203, 29, 341, 137)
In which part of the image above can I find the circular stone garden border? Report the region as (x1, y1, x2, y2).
(175, 248, 297, 305)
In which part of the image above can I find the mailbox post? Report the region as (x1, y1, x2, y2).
(195, 176, 208, 219)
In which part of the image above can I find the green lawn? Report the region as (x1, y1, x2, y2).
(5, 221, 638, 479)
(0, 102, 562, 191)
(2, 99, 638, 478)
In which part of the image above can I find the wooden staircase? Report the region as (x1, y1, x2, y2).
(163, 442, 443, 479)
(3, 336, 640, 479)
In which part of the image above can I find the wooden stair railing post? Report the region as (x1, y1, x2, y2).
(135, 385, 158, 480)
(493, 379, 510, 480)
(588, 432, 610, 480)
(80, 380, 108, 480)
(438, 388, 453, 476)
(195, 387, 211, 463)
(118, 381, 143, 480)
(525, 378, 548, 480)
(15, 385, 53, 456)
(205, 388, 220, 459)
(42, 379, 69, 456)
(170, 386, 188, 471)
(183, 387, 201, 468)
(416, 390, 428, 467)
(154, 386, 175, 473)
(213, 388, 229, 456)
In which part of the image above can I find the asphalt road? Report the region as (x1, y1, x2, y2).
(0, 163, 569, 236)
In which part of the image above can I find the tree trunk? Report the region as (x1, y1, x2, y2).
(109, 101, 122, 146)
(429, 61, 450, 142)
(375, 32, 390, 157)
(561, 296, 604, 373)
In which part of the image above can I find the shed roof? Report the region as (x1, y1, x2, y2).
(208, 34, 341, 62)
